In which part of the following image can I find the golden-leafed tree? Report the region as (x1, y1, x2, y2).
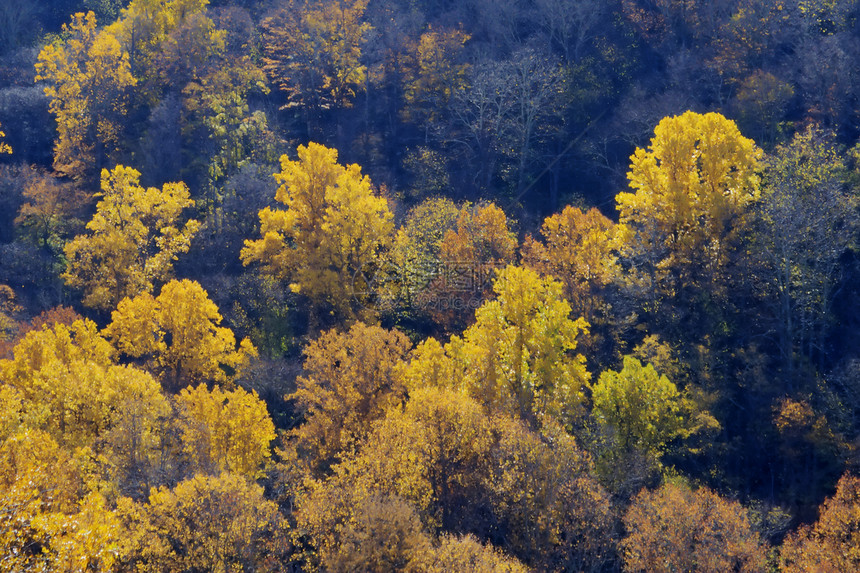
(175, 384, 275, 477)
(63, 165, 200, 311)
(290, 322, 411, 474)
(0, 318, 114, 447)
(0, 430, 86, 572)
(416, 535, 528, 573)
(522, 205, 626, 321)
(105, 279, 256, 389)
(35, 12, 135, 181)
(0, 121, 10, 154)
(261, 0, 371, 130)
(32, 491, 127, 572)
(300, 387, 613, 570)
(401, 27, 470, 137)
(241, 142, 394, 322)
(484, 417, 616, 571)
(448, 265, 589, 427)
(780, 473, 860, 572)
(0, 317, 171, 486)
(622, 482, 768, 573)
(616, 111, 761, 302)
(0, 285, 20, 348)
(105, 0, 209, 89)
(424, 201, 517, 332)
(120, 473, 288, 572)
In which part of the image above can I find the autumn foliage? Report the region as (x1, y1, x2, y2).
(3, 0, 860, 567)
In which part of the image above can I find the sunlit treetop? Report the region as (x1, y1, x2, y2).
(63, 165, 200, 311)
(616, 111, 762, 283)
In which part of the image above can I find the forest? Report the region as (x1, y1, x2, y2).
(1, 0, 859, 571)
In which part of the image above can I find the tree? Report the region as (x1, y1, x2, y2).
(734, 70, 794, 148)
(506, 47, 569, 196)
(316, 494, 433, 573)
(449, 265, 590, 427)
(97, 365, 172, 497)
(180, 58, 274, 200)
(120, 473, 288, 572)
(0, 122, 10, 154)
(105, 0, 209, 89)
(485, 417, 616, 572)
(175, 384, 275, 477)
(0, 318, 115, 447)
(522, 205, 626, 322)
(622, 482, 768, 573)
(755, 126, 857, 377)
(401, 27, 471, 140)
(616, 111, 762, 303)
(105, 279, 257, 389)
(0, 286, 19, 347)
(780, 473, 860, 573)
(14, 173, 87, 272)
(450, 59, 516, 192)
(63, 165, 200, 311)
(0, 317, 170, 489)
(35, 12, 135, 181)
(289, 322, 412, 474)
(32, 491, 126, 572)
(591, 356, 685, 457)
(416, 535, 528, 573)
(0, 430, 85, 573)
(261, 0, 372, 133)
(241, 142, 394, 322)
(305, 387, 613, 570)
(532, 0, 606, 62)
(388, 196, 461, 314)
(449, 48, 568, 196)
(425, 201, 517, 332)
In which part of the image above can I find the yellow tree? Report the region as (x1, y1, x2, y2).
(448, 265, 590, 427)
(616, 111, 762, 302)
(0, 318, 115, 447)
(105, 279, 256, 389)
(0, 121, 10, 154)
(591, 356, 685, 456)
(0, 317, 171, 489)
(425, 201, 518, 332)
(105, 0, 209, 89)
(261, 0, 371, 131)
(120, 473, 288, 572)
(175, 384, 275, 477)
(780, 473, 860, 572)
(306, 493, 434, 573)
(401, 27, 471, 138)
(0, 430, 85, 572)
(0, 285, 20, 347)
(63, 165, 200, 311)
(622, 482, 768, 573)
(32, 492, 127, 572)
(522, 205, 626, 322)
(290, 322, 412, 474)
(35, 12, 135, 181)
(241, 142, 394, 322)
(417, 535, 528, 573)
(484, 417, 616, 571)
(300, 387, 613, 570)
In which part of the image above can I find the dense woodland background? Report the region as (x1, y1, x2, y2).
(1, 0, 860, 571)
